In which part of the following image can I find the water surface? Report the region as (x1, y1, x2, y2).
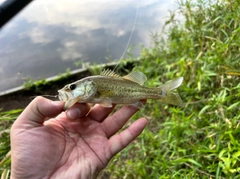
(0, 0, 177, 93)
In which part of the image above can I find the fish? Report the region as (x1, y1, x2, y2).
(58, 69, 184, 110)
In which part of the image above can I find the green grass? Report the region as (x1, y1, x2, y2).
(1, 0, 240, 178)
(23, 68, 71, 92)
(103, 0, 240, 178)
(0, 109, 23, 179)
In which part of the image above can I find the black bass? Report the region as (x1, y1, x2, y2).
(58, 69, 183, 110)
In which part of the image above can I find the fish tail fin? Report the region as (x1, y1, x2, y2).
(158, 77, 184, 106)
(160, 91, 183, 106)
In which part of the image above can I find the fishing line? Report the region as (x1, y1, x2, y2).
(113, 0, 139, 72)
(182, 99, 208, 107)
(29, 95, 58, 100)
(37, 1, 139, 104)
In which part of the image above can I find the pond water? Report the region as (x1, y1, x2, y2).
(0, 0, 177, 93)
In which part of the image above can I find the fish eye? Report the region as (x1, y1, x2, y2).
(69, 84, 76, 90)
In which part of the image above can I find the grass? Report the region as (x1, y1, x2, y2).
(0, 109, 22, 179)
(1, 0, 240, 178)
(23, 68, 71, 91)
(102, 0, 240, 178)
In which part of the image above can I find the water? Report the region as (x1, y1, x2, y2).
(0, 0, 177, 93)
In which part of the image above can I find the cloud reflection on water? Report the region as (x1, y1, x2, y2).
(0, 0, 177, 92)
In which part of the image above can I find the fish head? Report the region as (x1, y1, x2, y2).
(58, 79, 97, 110)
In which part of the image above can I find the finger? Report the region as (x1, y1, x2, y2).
(66, 103, 91, 120)
(86, 104, 115, 122)
(106, 118, 148, 160)
(14, 96, 64, 127)
(101, 105, 141, 138)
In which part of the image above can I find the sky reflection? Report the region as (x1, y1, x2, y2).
(0, 0, 177, 93)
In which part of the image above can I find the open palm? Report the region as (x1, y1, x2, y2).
(10, 97, 147, 179)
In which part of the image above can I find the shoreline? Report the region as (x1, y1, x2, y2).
(0, 61, 136, 111)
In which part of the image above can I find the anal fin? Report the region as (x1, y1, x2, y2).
(127, 101, 145, 109)
(99, 98, 113, 108)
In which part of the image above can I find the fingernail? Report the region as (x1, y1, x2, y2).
(67, 108, 81, 120)
(51, 101, 64, 107)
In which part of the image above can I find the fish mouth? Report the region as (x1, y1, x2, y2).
(58, 89, 82, 110)
(58, 89, 73, 102)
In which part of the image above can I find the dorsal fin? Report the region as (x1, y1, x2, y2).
(100, 69, 122, 78)
(123, 71, 147, 85)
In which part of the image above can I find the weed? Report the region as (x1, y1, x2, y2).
(23, 68, 71, 92)
(0, 109, 22, 178)
(104, 0, 240, 178)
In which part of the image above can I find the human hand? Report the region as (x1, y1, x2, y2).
(10, 97, 147, 179)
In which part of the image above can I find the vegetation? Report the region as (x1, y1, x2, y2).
(103, 0, 240, 178)
(0, 109, 22, 179)
(1, 0, 240, 178)
(23, 68, 71, 92)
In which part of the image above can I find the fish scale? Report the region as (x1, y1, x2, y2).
(90, 76, 161, 104)
(58, 70, 183, 110)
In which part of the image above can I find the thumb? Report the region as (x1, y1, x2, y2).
(13, 96, 64, 128)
